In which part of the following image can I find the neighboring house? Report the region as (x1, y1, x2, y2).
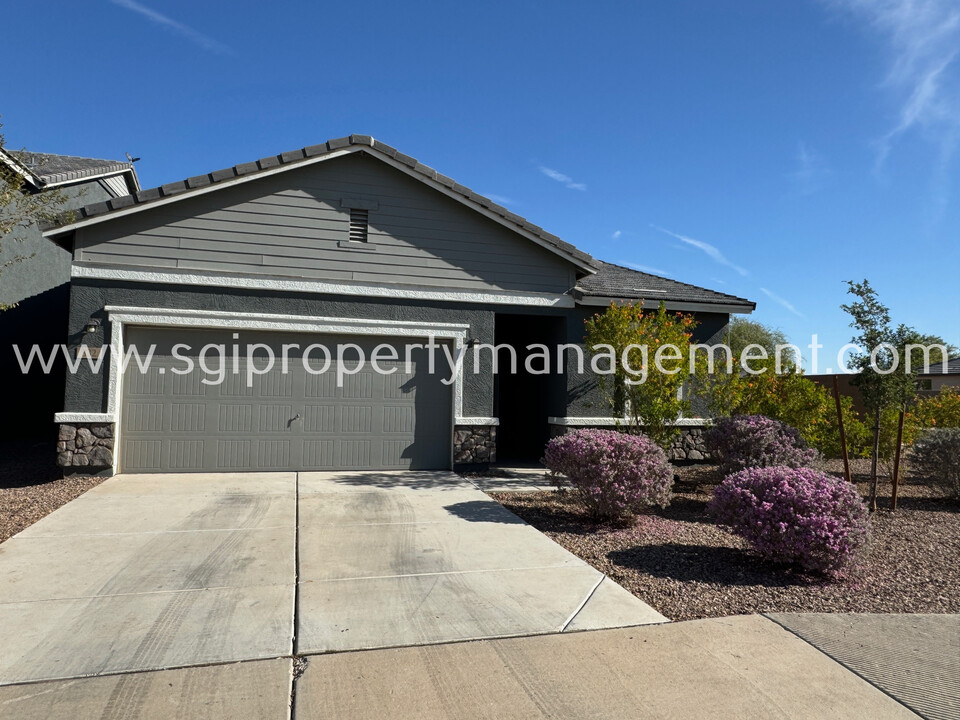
(41, 135, 754, 475)
(918, 357, 960, 395)
(0, 148, 139, 437)
(810, 356, 960, 415)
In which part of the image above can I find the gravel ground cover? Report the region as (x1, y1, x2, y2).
(0, 439, 105, 543)
(490, 459, 960, 621)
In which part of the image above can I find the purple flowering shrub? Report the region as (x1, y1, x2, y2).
(543, 429, 673, 519)
(708, 466, 870, 576)
(706, 415, 818, 475)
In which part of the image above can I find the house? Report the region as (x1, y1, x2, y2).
(40, 135, 755, 474)
(918, 357, 960, 395)
(0, 148, 139, 437)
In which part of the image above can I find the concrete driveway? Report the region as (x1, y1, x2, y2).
(0, 470, 663, 692)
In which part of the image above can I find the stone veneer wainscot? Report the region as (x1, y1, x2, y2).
(57, 422, 115, 471)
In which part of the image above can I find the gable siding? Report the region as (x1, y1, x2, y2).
(74, 154, 577, 294)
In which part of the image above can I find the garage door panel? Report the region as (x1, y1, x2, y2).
(120, 327, 452, 473)
(124, 439, 164, 471)
(169, 439, 205, 470)
(219, 404, 254, 433)
(170, 403, 206, 432)
(258, 404, 295, 433)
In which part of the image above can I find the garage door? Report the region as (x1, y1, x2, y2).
(119, 327, 452, 472)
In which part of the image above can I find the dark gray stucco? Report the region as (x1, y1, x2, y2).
(65, 280, 735, 428)
(0, 182, 113, 307)
(65, 280, 496, 417)
(562, 306, 732, 418)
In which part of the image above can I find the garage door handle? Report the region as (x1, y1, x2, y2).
(287, 413, 301, 428)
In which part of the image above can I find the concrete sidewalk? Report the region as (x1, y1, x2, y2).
(767, 613, 960, 720)
(295, 615, 921, 719)
(3, 614, 947, 719)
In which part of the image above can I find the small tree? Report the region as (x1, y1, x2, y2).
(584, 302, 699, 449)
(725, 318, 793, 367)
(0, 120, 70, 310)
(841, 280, 918, 510)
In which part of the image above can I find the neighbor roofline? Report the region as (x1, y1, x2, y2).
(42, 135, 598, 274)
(575, 294, 755, 314)
(0, 146, 140, 194)
(0, 147, 44, 190)
(42, 167, 141, 193)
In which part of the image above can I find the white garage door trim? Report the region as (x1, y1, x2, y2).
(85, 306, 481, 474)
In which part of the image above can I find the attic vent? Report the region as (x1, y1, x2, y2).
(348, 208, 369, 242)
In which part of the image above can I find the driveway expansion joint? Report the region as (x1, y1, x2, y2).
(560, 574, 606, 632)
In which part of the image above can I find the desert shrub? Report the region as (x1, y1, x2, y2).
(703, 367, 867, 459)
(911, 428, 960, 499)
(543, 428, 673, 519)
(913, 387, 960, 429)
(708, 466, 870, 576)
(705, 415, 818, 475)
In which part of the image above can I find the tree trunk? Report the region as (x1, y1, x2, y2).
(891, 409, 905, 511)
(869, 407, 881, 512)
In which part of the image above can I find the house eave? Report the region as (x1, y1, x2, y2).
(575, 294, 755, 315)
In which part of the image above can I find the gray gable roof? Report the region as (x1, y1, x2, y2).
(40, 134, 754, 310)
(578, 261, 755, 310)
(8, 150, 134, 186)
(42, 134, 595, 270)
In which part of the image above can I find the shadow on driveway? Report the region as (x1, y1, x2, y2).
(441, 500, 526, 524)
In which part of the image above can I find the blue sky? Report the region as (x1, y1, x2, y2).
(5, 0, 958, 366)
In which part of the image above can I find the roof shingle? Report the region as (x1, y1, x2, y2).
(578, 261, 755, 310)
(38, 135, 755, 311)
(10, 151, 133, 185)
(41, 135, 596, 269)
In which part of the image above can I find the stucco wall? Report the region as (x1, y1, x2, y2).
(0, 182, 113, 307)
(562, 306, 732, 418)
(64, 280, 497, 418)
(64, 280, 736, 428)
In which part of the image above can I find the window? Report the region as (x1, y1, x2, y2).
(348, 208, 369, 243)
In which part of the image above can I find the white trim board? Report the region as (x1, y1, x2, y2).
(547, 416, 710, 427)
(54, 412, 115, 423)
(72, 265, 577, 308)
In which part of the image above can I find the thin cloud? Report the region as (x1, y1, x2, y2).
(788, 141, 832, 195)
(611, 230, 622, 239)
(110, 0, 233, 55)
(760, 287, 804, 317)
(825, 0, 960, 166)
(622, 262, 673, 277)
(485, 194, 517, 206)
(652, 225, 749, 276)
(539, 166, 586, 191)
